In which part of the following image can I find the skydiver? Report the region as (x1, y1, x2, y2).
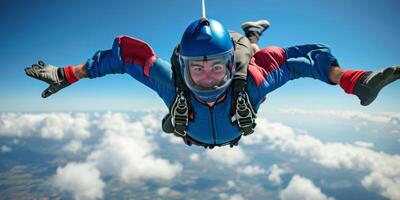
(24, 18, 400, 148)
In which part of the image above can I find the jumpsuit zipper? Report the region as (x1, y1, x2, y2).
(209, 106, 217, 145)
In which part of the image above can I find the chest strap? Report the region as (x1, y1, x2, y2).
(170, 91, 189, 137)
(231, 91, 257, 136)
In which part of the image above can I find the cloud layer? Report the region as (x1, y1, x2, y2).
(243, 117, 400, 200)
(1, 145, 12, 153)
(237, 165, 266, 176)
(279, 109, 400, 125)
(268, 164, 287, 186)
(19, 112, 185, 199)
(2, 110, 399, 200)
(0, 113, 90, 140)
(52, 162, 105, 200)
(280, 175, 335, 200)
(87, 112, 182, 182)
(205, 146, 248, 166)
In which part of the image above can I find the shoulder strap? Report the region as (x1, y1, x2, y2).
(231, 86, 257, 136)
(169, 44, 192, 137)
(170, 44, 187, 92)
(229, 31, 257, 136)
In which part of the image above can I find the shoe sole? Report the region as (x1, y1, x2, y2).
(241, 20, 270, 30)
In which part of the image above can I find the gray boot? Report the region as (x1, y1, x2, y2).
(354, 66, 400, 106)
(241, 20, 270, 44)
(241, 20, 270, 35)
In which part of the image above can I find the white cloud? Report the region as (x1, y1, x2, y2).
(52, 162, 105, 200)
(62, 140, 83, 154)
(0, 113, 91, 140)
(391, 117, 400, 125)
(245, 117, 400, 200)
(280, 175, 335, 200)
(156, 187, 182, 198)
(226, 180, 236, 188)
(219, 193, 245, 200)
(219, 193, 229, 199)
(229, 194, 244, 200)
(241, 118, 294, 146)
(87, 112, 182, 183)
(140, 114, 161, 134)
(280, 109, 400, 124)
(268, 164, 287, 186)
(169, 136, 183, 144)
(161, 133, 183, 144)
(189, 153, 200, 162)
(229, 194, 245, 200)
(237, 165, 266, 176)
(361, 172, 400, 200)
(354, 141, 374, 149)
(157, 187, 171, 196)
(1, 145, 12, 153)
(206, 146, 248, 166)
(7, 110, 399, 199)
(0, 111, 184, 199)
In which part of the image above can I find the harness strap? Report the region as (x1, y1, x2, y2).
(181, 134, 242, 149)
(231, 91, 256, 136)
(170, 91, 189, 137)
(169, 44, 193, 137)
(231, 79, 257, 136)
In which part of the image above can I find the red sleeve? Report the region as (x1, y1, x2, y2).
(117, 36, 157, 77)
(248, 46, 286, 87)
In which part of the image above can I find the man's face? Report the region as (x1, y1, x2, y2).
(188, 59, 227, 89)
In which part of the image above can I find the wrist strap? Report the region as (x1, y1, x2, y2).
(63, 66, 79, 84)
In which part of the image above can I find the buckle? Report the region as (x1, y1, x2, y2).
(172, 92, 189, 137)
(231, 92, 256, 136)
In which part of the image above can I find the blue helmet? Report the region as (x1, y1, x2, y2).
(179, 18, 235, 103)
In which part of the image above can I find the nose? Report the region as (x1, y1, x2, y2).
(200, 77, 215, 86)
(198, 72, 220, 87)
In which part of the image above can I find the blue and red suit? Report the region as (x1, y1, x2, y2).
(85, 36, 340, 145)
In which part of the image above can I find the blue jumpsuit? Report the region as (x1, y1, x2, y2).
(85, 36, 337, 146)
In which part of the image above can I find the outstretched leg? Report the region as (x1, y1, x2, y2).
(252, 45, 399, 106)
(242, 20, 399, 106)
(241, 20, 270, 53)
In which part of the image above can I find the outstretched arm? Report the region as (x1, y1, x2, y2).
(25, 36, 176, 106)
(84, 36, 175, 105)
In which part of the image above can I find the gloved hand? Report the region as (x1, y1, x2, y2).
(24, 61, 75, 98)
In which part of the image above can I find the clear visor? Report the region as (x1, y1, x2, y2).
(181, 50, 235, 93)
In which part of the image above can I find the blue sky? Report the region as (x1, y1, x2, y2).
(0, 0, 399, 112)
(1, 2, 399, 199)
